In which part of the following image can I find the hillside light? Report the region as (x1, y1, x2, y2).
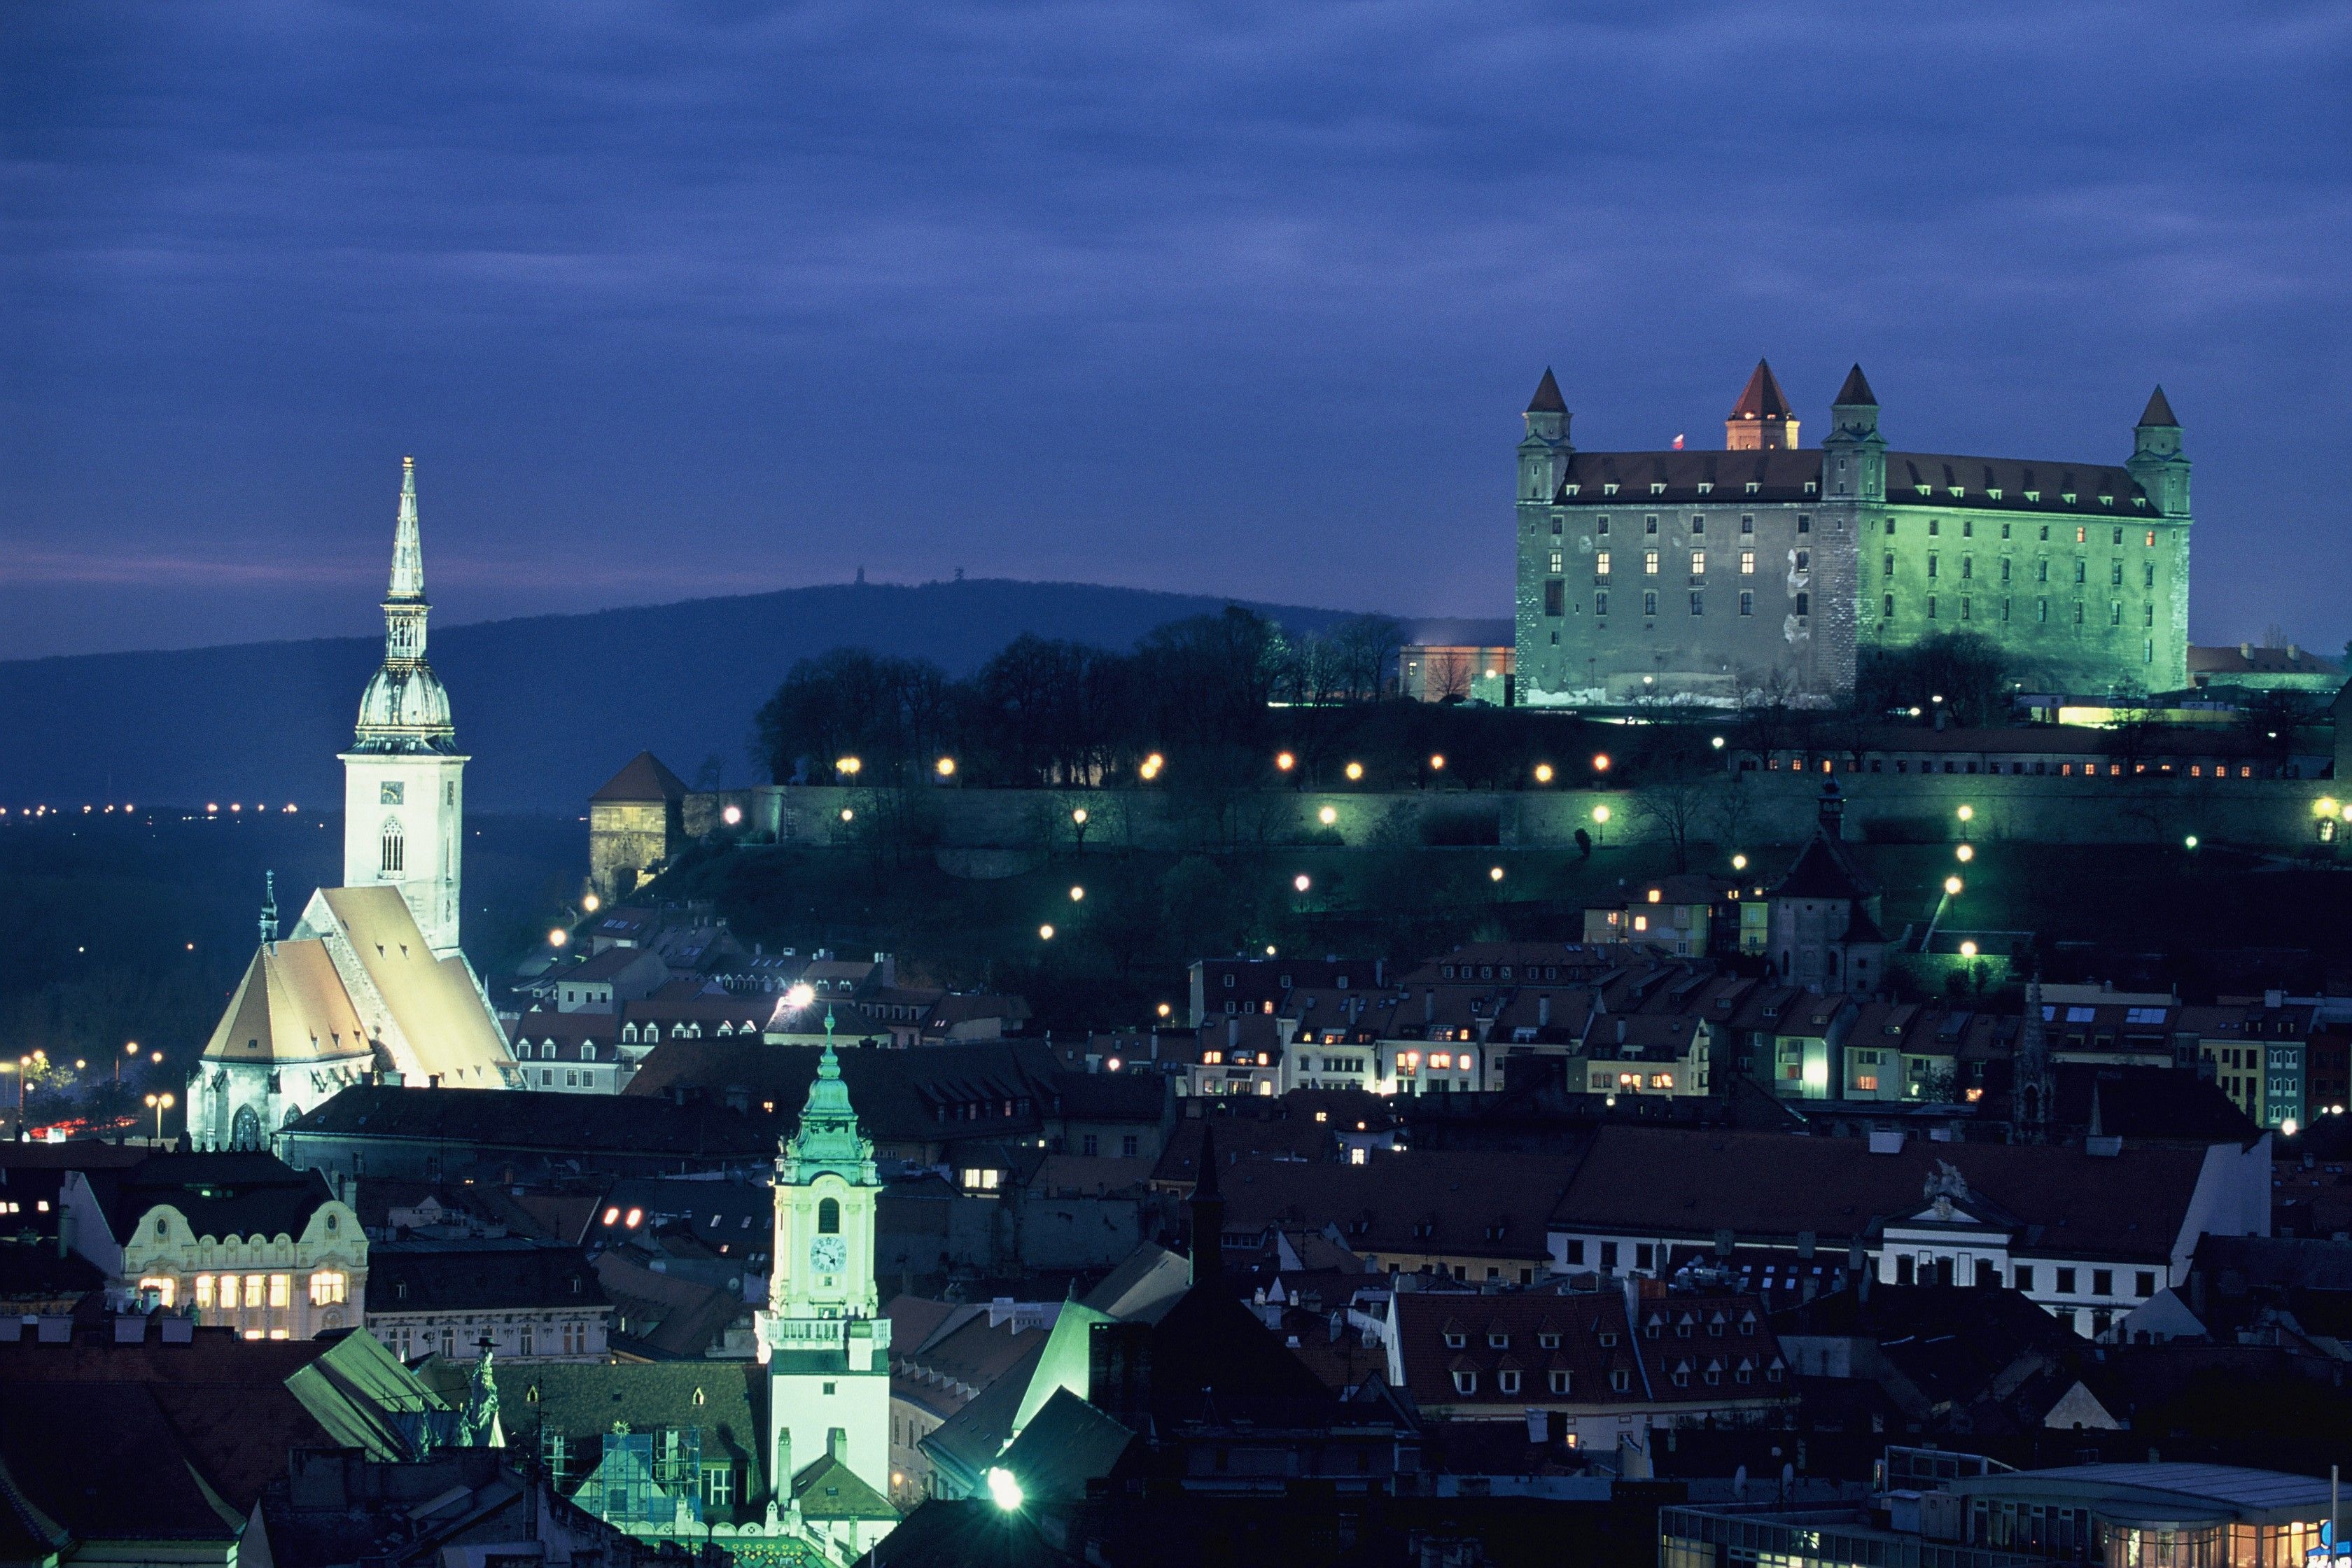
(1345, 762, 1364, 781)
(935, 757, 956, 778)
(2319, 798, 2341, 818)
(1956, 804, 1975, 823)
(1534, 763, 1555, 784)
(1275, 752, 1295, 772)
(986, 1467, 1024, 1512)
(1294, 874, 1311, 893)
(1429, 754, 1446, 771)
(2185, 834, 2199, 850)
(1955, 844, 1975, 862)
(1265, 944, 1277, 956)
(1943, 876, 1963, 897)
(1489, 866, 1505, 882)
(1592, 806, 1611, 824)
(1731, 854, 1748, 871)
(722, 804, 743, 826)
(1959, 941, 1979, 958)
(1592, 753, 1611, 773)
(1907, 707, 1922, 718)
(549, 928, 568, 948)
(582, 893, 601, 913)
(1318, 806, 1338, 825)
(1156, 1002, 1171, 1018)
(1070, 886, 1085, 902)
(834, 756, 862, 777)
(839, 808, 853, 822)
(1039, 925, 1054, 941)
(1931, 694, 1945, 705)
(151, 1051, 162, 1065)
(1711, 736, 1726, 750)
(1071, 808, 1087, 826)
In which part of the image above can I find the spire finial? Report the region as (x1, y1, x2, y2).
(260, 870, 279, 948)
(388, 457, 425, 604)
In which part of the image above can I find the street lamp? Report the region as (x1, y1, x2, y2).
(935, 757, 956, 778)
(1345, 762, 1364, 782)
(1944, 876, 1963, 896)
(1955, 844, 1974, 862)
(1489, 866, 1504, 882)
(1592, 753, 1611, 774)
(1959, 941, 1979, 959)
(144, 1091, 174, 1144)
(1534, 763, 1555, 784)
(582, 893, 601, 913)
(1318, 806, 1338, 826)
(1428, 754, 1446, 773)
(1956, 804, 1974, 824)
(1038, 924, 1054, 941)
(1069, 886, 1085, 902)
(1731, 854, 1747, 871)
(1275, 752, 1295, 773)
(834, 756, 862, 778)
(1294, 874, 1311, 893)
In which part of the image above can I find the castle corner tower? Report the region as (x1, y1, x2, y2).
(340, 458, 468, 957)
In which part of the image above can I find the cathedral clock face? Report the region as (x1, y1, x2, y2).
(809, 1235, 848, 1275)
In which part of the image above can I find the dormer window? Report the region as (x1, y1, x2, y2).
(1744, 481, 1760, 494)
(1498, 1368, 1522, 1394)
(1564, 484, 1580, 496)
(1550, 1369, 1572, 1393)
(1649, 483, 1666, 495)
(1802, 482, 1816, 493)
(1697, 482, 1713, 495)
(1539, 1331, 1561, 1348)
(2025, 490, 2040, 501)
(1603, 483, 1618, 496)
(1987, 488, 2003, 500)
(1597, 1331, 1619, 1347)
(1443, 1328, 1466, 1349)
(1453, 1370, 1478, 1394)
(1915, 484, 1933, 497)
(1488, 1330, 1508, 1348)
(1610, 1368, 1631, 1392)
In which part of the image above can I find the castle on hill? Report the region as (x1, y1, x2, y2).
(1513, 360, 2192, 706)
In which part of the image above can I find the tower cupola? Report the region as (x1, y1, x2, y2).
(1726, 359, 1798, 450)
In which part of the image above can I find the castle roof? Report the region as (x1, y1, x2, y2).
(2138, 385, 2180, 428)
(1833, 363, 1878, 407)
(1545, 447, 2152, 517)
(1525, 367, 1567, 414)
(1729, 358, 1793, 420)
(591, 750, 690, 804)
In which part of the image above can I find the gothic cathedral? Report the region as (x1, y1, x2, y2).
(758, 1042, 893, 1529)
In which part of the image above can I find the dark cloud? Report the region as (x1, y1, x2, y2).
(4, 0, 2348, 657)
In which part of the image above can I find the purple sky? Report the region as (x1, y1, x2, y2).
(6, 1, 2348, 660)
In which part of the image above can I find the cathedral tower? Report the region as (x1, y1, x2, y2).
(340, 458, 468, 957)
(758, 1041, 892, 1510)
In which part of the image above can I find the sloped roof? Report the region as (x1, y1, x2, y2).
(498, 1360, 768, 1510)
(1214, 1151, 1576, 1263)
(1770, 832, 1881, 902)
(1730, 359, 1793, 420)
(299, 888, 512, 1087)
(1526, 368, 1567, 414)
(591, 751, 690, 803)
(201, 939, 374, 1065)
(1834, 364, 1878, 407)
(370, 1239, 606, 1315)
(792, 1450, 897, 1520)
(994, 1386, 1133, 1505)
(2139, 386, 2180, 428)
(82, 1153, 337, 1247)
(285, 1084, 776, 1164)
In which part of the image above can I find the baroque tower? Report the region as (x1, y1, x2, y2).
(340, 458, 467, 957)
(758, 1040, 892, 1513)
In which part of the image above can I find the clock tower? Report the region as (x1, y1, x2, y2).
(757, 1040, 891, 1513)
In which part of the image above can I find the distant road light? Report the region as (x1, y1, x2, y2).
(785, 983, 816, 1009)
(1038, 925, 1055, 941)
(1592, 806, 1611, 824)
(1318, 806, 1338, 825)
(1345, 762, 1364, 781)
(834, 755, 862, 776)
(2184, 834, 2199, 849)
(1710, 736, 1726, 750)
(1294, 874, 1311, 893)
(1489, 867, 1504, 882)
(1592, 754, 1611, 773)
(1275, 752, 1295, 772)
(839, 808, 853, 822)
(549, 928, 568, 948)
(1534, 763, 1554, 783)
(1731, 854, 1747, 871)
(1070, 886, 1085, 902)
(1959, 941, 1979, 958)
(1943, 876, 1963, 896)
(1429, 754, 1446, 771)
(1156, 1002, 1171, 1018)
(935, 757, 956, 778)
(582, 894, 601, 913)
(1956, 804, 1974, 822)
(1071, 808, 1087, 825)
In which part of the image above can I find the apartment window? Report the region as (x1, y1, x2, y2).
(1742, 591, 1756, 617)
(2002, 522, 2012, 538)
(563, 1321, 586, 1355)
(701, 1464, 735, 1510)
(1122, 1135, 1139, 1157)
(2113, 526, 2124, 544)
(1962, 555, 1976, 581)
(1794, 548, 1809, 570)
(519, 1322, 534, 1355)
(1595, 591, 1609, 617)
(2056, 1267, 2078, 1294)
(1929, 518, 1940, 536)
(269, 1274, 290, 1308)
(1643, 592, 1658, 617)
(1961, 597, 1973, 621)
(1082, 1133, 1098, 1155)
(1690, 514, 1705, 534)
(2135, 1270, 2157, 1297)
(1690, 550, 1704, 575)
(1689, 592, 1704, 616)
(1644, 550, 1659, 575)
(1600, 1241, 1620, 1269)
(1595, 550, 1611, 577)
(2076, 526, 2087, 542)
(1963, 519, 1974, 537)
(2092, 1268, 2114, 1296)
(1597, 516, 1609, 534)
(195, 1275, 215, 1310)
(1564, 1240, 1586, 1265)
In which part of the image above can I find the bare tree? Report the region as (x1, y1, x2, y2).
(1424, 648, 1475, 704)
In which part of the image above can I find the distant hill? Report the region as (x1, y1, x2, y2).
(0, 579, 1504, 810)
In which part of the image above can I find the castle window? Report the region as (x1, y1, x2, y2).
(1597, 517, 1609, 533)
(2145, 639, 2154, 664)
(1689, 550, 1704, 576)
(1961, 597, 1971, 621)
(2113, 526, 2124, 544)
(1644, 551, 1659, 575)
(2074, 603, 2085, 624)
(2074, 560, 2086, 584)
(1926, 553, 1938, 579)
(2144, 561, 2155, 588)
(1690, 514, 1704, 533)
(380, 820, 405, 876)
(1794, 549, 1809, 570)
(1963, 519, 1974, 537)
(2002, 522, 2012, 538)
(2076, 526, 2087, 542)
(1548, 550, 1563, 574)
(1796, 514, 1810, 533)
(1595, 551, 1610, 577)
(1885, 518, 1896, 535)
(2146, 530, 2156, 547)
(1742, 592, 1755, 617)
(1550, 516, 1562, 535)
(2110, 602, 2122, 626)
(1689, 592, 1704, 616)
(1544, 580, 1564, 617)
(1882, 594, 1893, 618)
(2000, 558, 2010, 584)
(1742, 550, 1756, 575)
(1928, 519, 1940, 536)
(2001, 598, 2011, 622)
(818, 1197, 841, 1233)
(2037, 599, 2048, 622)
(2144, 604, 2154, 627)
(1595, 592, 1609, 617)
(2110, 560, 2123, 586)
(1926, 596, 1938, 620)
(1961, 555, 1973, 580)
(1645, 516, 1658, 535)
(1883, 553, 1894, 577)
(1793, 592, 1809, 617)
(1740, 514, 1754, 534)
(1643, 592, 1658, 617)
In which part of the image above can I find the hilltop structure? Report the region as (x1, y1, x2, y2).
(190, 461, 514, 1149)
(1515, 362, 2193, 705)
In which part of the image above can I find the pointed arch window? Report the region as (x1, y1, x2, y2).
(380, 819, 405, 876)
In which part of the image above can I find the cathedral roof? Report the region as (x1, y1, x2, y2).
(1769, 832, 1881, 903)
(2138, 384, 2180, 428)
(1728, 358, 1793, 420)
(591, 750, 690, 803)
(201, 939, 374, 1066)
(293, 887, 515, 1088)
(1525, 367, 1567, 414)
(1833, 363, 1878, 407)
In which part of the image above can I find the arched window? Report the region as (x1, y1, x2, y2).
(818, 1198, 841, 1235)
(380, 819, 405, 876)
(231, 1105, 262, 1151)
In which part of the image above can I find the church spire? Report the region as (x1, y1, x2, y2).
(388, 456, 425, 604)
(258, 870, 279, 949)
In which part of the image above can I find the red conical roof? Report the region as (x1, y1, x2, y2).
(1729, 359, 1793, 421)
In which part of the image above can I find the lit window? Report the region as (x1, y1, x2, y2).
(1548, 550, 1563, 574)
(138, 1276, 176, 1308)
(1644, 550, 1659, 575)
(1689, 550, 1704, 575)
(1595, 550, 1611, 577)
(269, 1274, 290, 1308)
(1431, 1053, 1452, 1069)
(309, 1270, 348, 1306)
(194, 1275, 214, 1310)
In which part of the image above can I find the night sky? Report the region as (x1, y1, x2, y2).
(6, 2, 2348, 660)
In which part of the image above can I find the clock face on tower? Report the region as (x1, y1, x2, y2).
(810, 1235, 848, 1276)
